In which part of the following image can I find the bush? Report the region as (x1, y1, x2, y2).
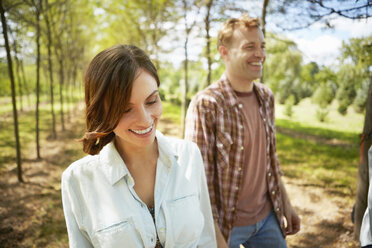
(284, 95, 295, 117)
(316, 108, 329, 122)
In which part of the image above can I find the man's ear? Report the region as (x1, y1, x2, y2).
(218, 45, 229, 61)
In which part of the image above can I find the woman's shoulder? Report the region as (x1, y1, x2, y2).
(61, 154, 99, 182)
(159, 133, 199, 154)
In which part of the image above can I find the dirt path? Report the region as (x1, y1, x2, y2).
(0, 108, 360, 247)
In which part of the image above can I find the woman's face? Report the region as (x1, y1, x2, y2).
(113, 69, 162, 150)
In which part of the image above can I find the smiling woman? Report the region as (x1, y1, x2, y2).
(61, 44, 216, 248)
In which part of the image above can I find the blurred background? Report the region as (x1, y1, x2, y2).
(0, 0, 371, 247)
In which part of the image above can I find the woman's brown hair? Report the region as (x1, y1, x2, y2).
(82, 44, 160, 155)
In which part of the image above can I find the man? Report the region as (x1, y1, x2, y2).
(185, 14, 300, 248)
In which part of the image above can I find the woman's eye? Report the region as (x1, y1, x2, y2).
(147, 99, 157, 105)
(123, 108, 132, 113)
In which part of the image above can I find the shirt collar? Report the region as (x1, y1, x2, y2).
(219, 72, 265, 107)
(99, 130, 177, 185)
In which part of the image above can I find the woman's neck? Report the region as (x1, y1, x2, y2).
(115, 138, 159, 170)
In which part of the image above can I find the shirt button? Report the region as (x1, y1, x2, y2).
(238, 104, 243, 108)
(217, 143, 223, 148)
(151, 237, 154, 242)
(231, 207, 235, 211)
(240, 146, 244, 151)
(268, 172, 271, 177)
(238, 167, 242, 171)
(263, 118, 266, 122)
(271, 190, 275, 195)
(276, 207, 280, 212)
(239, 125, 243, 129)
(235, 186, 238, 190)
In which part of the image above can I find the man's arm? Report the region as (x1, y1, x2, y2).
(185, 97, 228, 246)
(279, 177, 301, 235)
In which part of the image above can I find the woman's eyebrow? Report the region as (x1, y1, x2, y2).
(146, 90, 159, 100)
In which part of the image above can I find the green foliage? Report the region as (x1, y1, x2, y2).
(264, 33, 303, 96)
(336, 35, 372, 113)
(353, 79, 370, 113)
(312, 82, 335, 108)
(284, 94, 295, 117)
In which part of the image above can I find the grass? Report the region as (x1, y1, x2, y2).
(0, 94, 83, 169)
(275, 97, 363, 198)
(276, 98, 364, 134)
(161, 101, 182, 124)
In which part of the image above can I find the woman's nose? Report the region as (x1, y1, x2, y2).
(136, 106, 152, 125)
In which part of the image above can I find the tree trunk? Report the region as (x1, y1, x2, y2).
(260, 0, 269, 83)
(0, 0, 23, 182)
(20, 59, 31, 107)
(181, 36, 189, 138)
(11, 38, 24, 112)
(205, 0, 213, 86)
(44, 0, 57, 139)
(35, 1, 41, 159)
(354, 76, 372, 240)
(58, 57, 65, 131)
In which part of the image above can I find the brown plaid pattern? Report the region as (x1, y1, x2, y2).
(185, 74, 285, 240)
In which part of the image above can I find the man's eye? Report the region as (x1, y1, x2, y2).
(123, 108, 131, 113)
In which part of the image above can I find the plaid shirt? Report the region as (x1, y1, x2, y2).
(185, 74, 285, 240)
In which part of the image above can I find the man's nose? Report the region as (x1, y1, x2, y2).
(255, 48, 265, 58)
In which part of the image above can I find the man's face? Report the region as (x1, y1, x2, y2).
(222, 27, 266, 83)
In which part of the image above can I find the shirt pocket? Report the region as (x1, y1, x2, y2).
(165, 193, 204, 246)
(216, 131, 233, 170)
(92, 218, 141, 248)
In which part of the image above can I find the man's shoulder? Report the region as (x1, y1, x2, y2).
(192, 81, 227, 105)
(254, 81, 274, 99)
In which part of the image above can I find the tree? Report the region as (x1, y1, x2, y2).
(180, 0, 200, 137)
(34, 0, 42, 159)
(0, 0, 23, 182)
(43, 0, 57, 139)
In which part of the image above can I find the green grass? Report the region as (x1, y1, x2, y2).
(276, 98, 364, 134)
(276, 131, 359, 195)
(161, 101, 181, 124)
(0, 95, 83, 169)
(275, 97, 363, 197)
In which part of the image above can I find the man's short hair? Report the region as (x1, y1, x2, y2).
(217, 14, 261, 49)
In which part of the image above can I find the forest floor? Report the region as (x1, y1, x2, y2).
(0, 103, 360, 248)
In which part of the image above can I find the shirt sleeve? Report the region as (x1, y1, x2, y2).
(191, 142, 217, 247)
(185, 96, 220, 222)
(269, 91, 283, 176)
(61, 171, 93, 248)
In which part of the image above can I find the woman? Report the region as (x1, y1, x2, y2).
(61, 44, 216, 248)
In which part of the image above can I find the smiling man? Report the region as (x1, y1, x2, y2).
(185, 14, 300, 248)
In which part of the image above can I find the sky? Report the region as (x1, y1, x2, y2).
(283, 17, 372, 66)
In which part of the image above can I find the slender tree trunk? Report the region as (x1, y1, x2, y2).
(0, 0, 23, 182)
(181, 0, 191, 138)
(58, 57, 65, 131)
(205, 0, 213, 86)
(354, 76, 372, 240)
(20, 59, 31, 107)
(11, 38, 24, 112)
(35, 1, 41, 159)
(181, 36, 189, 138)
(44, 0, 57, 139)
(260, 0, 270, 83)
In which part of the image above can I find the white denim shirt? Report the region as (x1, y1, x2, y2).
(360, 145, 372, 246)
(61, 131, 216, 248)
